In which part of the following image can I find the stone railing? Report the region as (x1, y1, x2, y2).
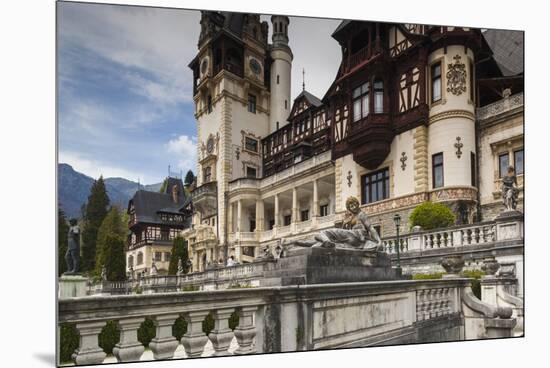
(382, 219, 518, 255)
(295, 219, 312, 232)
(476, 92, 523, 121)
(238, 232, 258, 242)
(317, 213, 336, 225)
(59, 278, 516, 365)
(277, 225, 291, 237)
(260, 150, 331, 187)
(228, 178, 261, 192)
(259, 229, 273, 242)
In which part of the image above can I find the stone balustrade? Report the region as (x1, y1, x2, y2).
(295, 219, 312, 232)
(60, 277, 515, 365)
(476, 92, 523, 121)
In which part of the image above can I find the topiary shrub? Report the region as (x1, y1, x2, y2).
(98, 320, 120, 355)
(172, 316, 188, 340)
(138, 317, 156, 347)
(59, 323, 79, 363)
(228, 311, 239, 331)
(409, 202, 455, 230)
(462, 269, 485, 299)
(202, 313, 215, 335)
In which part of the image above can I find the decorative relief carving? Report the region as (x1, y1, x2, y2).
(454, 137, 463, 159)
(400, 152, 407, 170)
(235, 147, 240, 160)
(347, 171, 353, 187)
(446, 55, 467, 96)
(429, 109, 475, 125)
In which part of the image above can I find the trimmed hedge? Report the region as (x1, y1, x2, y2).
(59, 323, 79, 363)
(138, 317, 156, 347)
(409, 202, 455, 230)
(98, 321, 120, 355)
(412, 272, 444, 280)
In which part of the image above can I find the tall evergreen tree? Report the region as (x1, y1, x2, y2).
(184, 170, 195, 186)
(102, 235, 126, 281)
(168, 236, 190, 275)
(58, 208, 70, 276)
(95, 206, 126, 277)
(81, 176, 109, 273)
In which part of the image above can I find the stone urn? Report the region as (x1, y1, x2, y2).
(481, 258, 500, 277)
(441, 255, 465, 277)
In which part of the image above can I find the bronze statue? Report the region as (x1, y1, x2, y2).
(63, 218, 80, 274)
(501, 166, 519, 211)
(286, 197, 383, 251)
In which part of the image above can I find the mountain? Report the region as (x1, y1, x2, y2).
(58, 163, 162, 219)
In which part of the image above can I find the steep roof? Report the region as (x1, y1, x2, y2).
(294, 90, 323, 107)
(483, 29, 524, 76)
(129, 187, 191, 226)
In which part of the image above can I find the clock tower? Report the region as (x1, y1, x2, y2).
(187, 12, 290, 269)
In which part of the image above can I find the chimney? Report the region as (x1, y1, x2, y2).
(172, 184, 179, 203)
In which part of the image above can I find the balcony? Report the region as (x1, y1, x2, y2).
(191, 181, 217, 217)
(348, 114, 394, 170)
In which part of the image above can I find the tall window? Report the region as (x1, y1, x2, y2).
(203, 166, 212, 183)
(361, 168, 390, 205)
(374, 80, 384, 113)
(154, 252, 162, 262)
(137, 252, 143, 265)
(499, 153, 509, 178)
(514, 149, 524, 175)
(248, 94, 256, 113)
(128, 255, 134, 268)
(245, 137, 258, 152)
(277, 75, 280, 84)
(301, 210, 309, 222)
(320, 204, 329, 217)
(471, 152, 476, 187)
(353, 82, 370, 122)
(431, 62, 442, 103)
(432, 153, 444, 188)
(283, 215, 291, 226)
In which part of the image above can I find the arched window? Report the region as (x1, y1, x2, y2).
(128, 255, 134, 268)
(374, 79, 384, 113)
(137, 252, 143, 265)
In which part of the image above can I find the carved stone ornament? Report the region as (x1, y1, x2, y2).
(441, 255, 465, 275)
(481, 258, 500, 276)
(400, 152, 407, 170)
(446, 55, 467, 96)
(454, 136, 463, 158)
(347, 171, 353, 187)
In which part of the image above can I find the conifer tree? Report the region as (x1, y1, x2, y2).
(168, 236, 190, 275)
(58, 208, 70, 276)
(102, 235, 126, 281)
(95, 206, 126, 277)
(184, 170, 195, 186)
(81, 176, 109, 273)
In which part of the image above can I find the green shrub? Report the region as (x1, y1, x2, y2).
(229, 311, 239, 330)
(98, 320, 120, 355)
(59, 323, 79, 363)
(409, 202, 455, 230)
(202, 313, 215, 335)
(462, 269, 485, 299)
(138, 318, 156, 347)
(172, 316, 188, 340)
(412, 272, 444, 280)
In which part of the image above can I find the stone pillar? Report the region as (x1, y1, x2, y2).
(255, 199, 264, 232)
(292, 187, 298, 223)
(312, 179, 319, 217)
(113, 317, 145, 362)
(149, 314, 179, 360)
(237, 199, 242, 233)
(234, 306, 258, 354)
(227, 202, 234, 234)
(274, 194, 280, 227)
(59, 275, 88, 299)
(181, 311, 210, 358)
(73, 321, 107, 365)
(485, 318, 517, 338)
(208, 308, 235, 356)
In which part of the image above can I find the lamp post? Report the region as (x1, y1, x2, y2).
(393, 214, 402, 275)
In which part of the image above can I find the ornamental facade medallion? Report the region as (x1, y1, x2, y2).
(446, 55, 467, 96)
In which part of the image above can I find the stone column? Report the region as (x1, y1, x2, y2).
(234, 306, 258, 355)
(312, 179, 319, 217)
(181, 311, 210, 358)
(292, 187, 298, 224)
(73, 321, 107, 365)
(227, 202, 233, 234)
(274, 194, 280, 227)
(149, 314, 179, 360)
(113, 317, 145, 362)
(208, 308, 235, 356)
(255, 199, 264, 232)
(237, 199, 242, 233)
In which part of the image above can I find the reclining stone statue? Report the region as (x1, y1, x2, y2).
(283, 196, 383, 251)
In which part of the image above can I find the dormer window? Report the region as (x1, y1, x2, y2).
(374, 80, 384, 113)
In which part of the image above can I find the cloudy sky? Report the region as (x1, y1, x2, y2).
(57, 2, 341, 184)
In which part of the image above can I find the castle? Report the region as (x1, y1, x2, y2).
(182, 12, 523, 272)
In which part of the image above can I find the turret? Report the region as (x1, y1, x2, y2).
(269, 15, 293, 132)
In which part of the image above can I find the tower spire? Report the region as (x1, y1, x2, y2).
(302, 68, 305, 91)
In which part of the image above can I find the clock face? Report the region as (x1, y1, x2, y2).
(201, 58, 208, 75)
(249, 58, 262, 75)
(206, 137, 214, 153)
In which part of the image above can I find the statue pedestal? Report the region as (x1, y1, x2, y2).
(261, 247, 400, 286)
(59, 274, 88, 299)
(494, 211, 523, 241)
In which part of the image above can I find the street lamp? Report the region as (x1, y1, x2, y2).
(393, 214, 402, 275)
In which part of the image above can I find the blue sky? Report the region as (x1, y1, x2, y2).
(57, 2, 341, 184)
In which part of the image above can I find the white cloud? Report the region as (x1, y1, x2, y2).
(59, 151, 151, 183)
(165, 135, 197, 173)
